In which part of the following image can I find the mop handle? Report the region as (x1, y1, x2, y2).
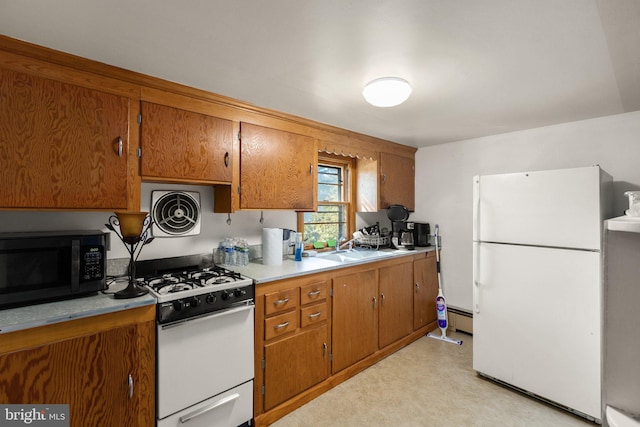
(434, 224, 441, 264)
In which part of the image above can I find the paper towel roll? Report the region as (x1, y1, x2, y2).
(262, 228, 283, 265)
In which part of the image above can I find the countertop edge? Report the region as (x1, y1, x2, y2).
(0, 279, 156, 335)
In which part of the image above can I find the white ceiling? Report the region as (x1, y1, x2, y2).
(1, 0, 638, 148)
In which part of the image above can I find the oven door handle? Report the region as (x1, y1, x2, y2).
(179, 392, 240, 423)
(161, 303, 254, 330)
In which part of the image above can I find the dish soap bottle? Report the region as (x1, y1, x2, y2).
(294, 232, 303, 261)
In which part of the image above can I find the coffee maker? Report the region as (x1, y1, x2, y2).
(387, 205, 414, 250)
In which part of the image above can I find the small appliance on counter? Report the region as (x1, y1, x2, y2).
(387, 204, 414, 250)
(0, 230, 107, 308)
(412, 222, 431, 246)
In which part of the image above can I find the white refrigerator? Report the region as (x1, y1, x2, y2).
(472, 165, 612, 422)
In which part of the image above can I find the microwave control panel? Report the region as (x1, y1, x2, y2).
(81, 245, 105, 281)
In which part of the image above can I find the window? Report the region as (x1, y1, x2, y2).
(299, 156, 354, 247)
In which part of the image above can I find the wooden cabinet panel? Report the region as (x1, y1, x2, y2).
(264, 287, 299, 316)
(379, 261, 414, 348)
(413, 253, 438, 330)
(264, 325, 328, 410)
(140, 101, 233, 183)
(300, 281, 328, 305)
(0, 67, 133, 209)
(300, 302, 327, 328)
(331, 269, 378, 373)
(239, 122, 316, 210)
(380, 152, 415, 210)
(0, 308, 155, 427)
(265, 310, 298, 341)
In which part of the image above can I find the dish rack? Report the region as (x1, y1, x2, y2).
(355, 234, 390, 249)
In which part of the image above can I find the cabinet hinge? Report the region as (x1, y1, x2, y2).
(261, 358, 265, 369)
(237, 131, 241, 141)
(330, 353, 333, 362)
(261, 384, 265, 395)
(137, 113, 142, 125)
(330, 288, 333, 297)
(237, 185, 241, 195)
(137, 147, 142, 159)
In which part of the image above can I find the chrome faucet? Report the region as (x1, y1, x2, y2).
(336, 237, 353, 252)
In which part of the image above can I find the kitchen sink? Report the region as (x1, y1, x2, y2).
(318, 249, 391, 263)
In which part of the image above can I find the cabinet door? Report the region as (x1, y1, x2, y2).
(413, 254, 438, 330)
(140, 101, 233, 183)
(380, 153, 415, 210)
(379, 261, 414, 348)
(331, 269, 378, 373)
(239, 122, 316, 210)
(0, 67, 131, 209)
(0, 321, 154, 427)
(264, 325, 329, 411)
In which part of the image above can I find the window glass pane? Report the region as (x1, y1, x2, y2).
(318, 183, 342, 202)
(303, 204, 346, 243)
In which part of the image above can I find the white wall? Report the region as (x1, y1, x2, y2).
(0, 182, 387, 262)
(414, 111, 640, 311)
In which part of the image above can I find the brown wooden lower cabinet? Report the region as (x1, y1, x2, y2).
(254, 252, 439, 427)
(0, 305, 155, 427)
(264, 325, 329, 410)
(331, 269, 378, 373)
(414, 251, 438, 330)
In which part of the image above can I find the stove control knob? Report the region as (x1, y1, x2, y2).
(234, 288, 246, 298)
(190, 296, 201, 307)
(221, 290, 230, 300)
(206, 294, 217, 304)
(173, 300, 186, 312)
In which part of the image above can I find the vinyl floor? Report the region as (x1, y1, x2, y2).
(270, 331, 595, 427)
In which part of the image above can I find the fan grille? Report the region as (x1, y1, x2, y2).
(152, 191, 200, 236)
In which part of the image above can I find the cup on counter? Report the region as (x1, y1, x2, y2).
(294, 232, 303, 261)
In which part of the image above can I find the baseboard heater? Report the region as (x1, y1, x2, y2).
(448, 307, 473, 334)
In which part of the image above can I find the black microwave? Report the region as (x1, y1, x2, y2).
(0, 230, 107, 309)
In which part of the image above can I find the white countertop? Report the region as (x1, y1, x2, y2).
(606, 216, 640, 233)
(0, 277, 156, 335)
(0, 246, 435, 335)
(233, 246, 435, 284)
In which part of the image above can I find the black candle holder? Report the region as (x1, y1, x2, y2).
(105, 212, 155, 299)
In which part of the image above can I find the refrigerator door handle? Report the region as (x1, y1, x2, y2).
(473, 242, 480, 314)
(473, 176, 480, 242)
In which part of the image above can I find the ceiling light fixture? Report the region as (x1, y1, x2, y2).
(362, 77, 412, 107)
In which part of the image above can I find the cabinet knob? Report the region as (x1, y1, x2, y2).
(307, 290, 321, 297)
(381, 293, 385, 305)
(309, 164, 313, 175)
(323, 342, 327, 358)
(273, 298, 289, 306)
(372, 296, 377, 309)
(308, 311, 321, 319)
(415, 282, 420, 291)
(117, 137, 123, 157)
(224, 152, 230, 167)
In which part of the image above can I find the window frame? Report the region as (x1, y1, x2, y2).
(298, 154, 355, 248)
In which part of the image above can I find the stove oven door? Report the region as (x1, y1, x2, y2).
(157, 304, 254, 422)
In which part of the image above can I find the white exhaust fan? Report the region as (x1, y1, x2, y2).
(151, 191, 201, 237)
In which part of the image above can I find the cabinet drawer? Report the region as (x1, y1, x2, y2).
(300, 282, 327, 305)
(265, 311, 298, 341)
(264, 288, 299, 316)
(300, 303, 327, 329)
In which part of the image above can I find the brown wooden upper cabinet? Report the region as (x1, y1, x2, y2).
(0, 64, 138, 210)
(380, 152, 415, 211)
(238, 122, 317, 210)
(356, 152, 415, 212)
(140, 101, 233, 184)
